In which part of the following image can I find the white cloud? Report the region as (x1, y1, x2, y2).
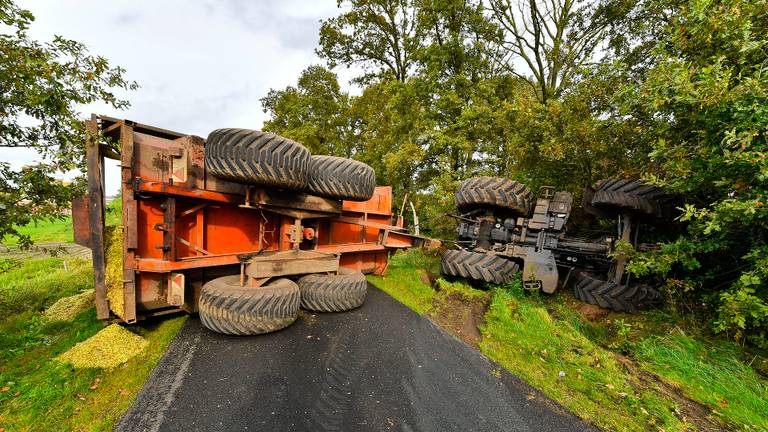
(6, 0, 362, 194)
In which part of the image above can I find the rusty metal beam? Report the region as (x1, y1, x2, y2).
(86, 115, 109, 321)
(137, 181, 242, 204)
(120, 123, 138, 323)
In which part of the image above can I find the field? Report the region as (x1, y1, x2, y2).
(1, 200, 122, 246)
(369, 249, 768, 431)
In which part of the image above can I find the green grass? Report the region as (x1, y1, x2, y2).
(370, 248, 768, 431)
(367, 248, 440, 314)
(636, 333, 768, 430)
(2, 199, 122, 246)
(0, 258, 93, 318)
(0, 256, 186, 432)
(481, 286, 685, 430)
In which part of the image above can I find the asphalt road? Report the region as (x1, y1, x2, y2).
(116, 284, 595, 432)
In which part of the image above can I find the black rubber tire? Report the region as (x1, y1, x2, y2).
(306, 155, 376, 201)
(455, 176, 533, 216)
(205, 128, 311, 190)
(571, 272, 662, 313)
(590, 179, 673, 221)
(298, 268, 367, 312)
(199, 276, 300, 335)
(440, 249, 519, 285)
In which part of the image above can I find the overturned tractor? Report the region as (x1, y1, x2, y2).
(440, 176, 675, 312)
(74, 116, 432, 335)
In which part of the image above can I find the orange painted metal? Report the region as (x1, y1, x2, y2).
(78, 115, 429, 322)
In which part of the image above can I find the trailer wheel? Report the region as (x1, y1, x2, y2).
(306, 155, 376, 201)
(589, 178, 674, 222)
(205, 128, 311, 190)
(570, 272, 662, 313)
(199, 276, 300, 335)
(455, 176, 533, 216)
(440, 249, 519, 285)
(298, 268, 367, 312)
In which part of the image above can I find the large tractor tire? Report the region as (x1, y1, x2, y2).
(306, 155, 376, 201)
(455, 176, 533, 216)
(440, 249, 519, 285)
(298, 268, 367, 312)
(588, 178, 674, 222)
(199, 276, 300, 335)
(571, 272, 662, 313)
(205, 128, 311, 190)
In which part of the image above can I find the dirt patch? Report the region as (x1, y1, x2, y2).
(417, 269, 439, 287)
(428, 291, 491, 348)
(615, 354, 728, 431)
(574, 303, 610, 321)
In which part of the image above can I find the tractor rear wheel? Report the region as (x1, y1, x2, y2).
(455, 176, 533, 216)
(199, 276, 300, 335)
(306, 155, 376, 201)
(298, 268, 368, 312)
(440, 249, 519, 285)
(205, 128, 311, 190)
(570, 272, 662, 313)
(589, 178, 673, 222)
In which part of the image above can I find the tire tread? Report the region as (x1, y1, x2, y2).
(199, 276, 300, 335)
(571, 272, 662, 313)
(205, 128, 310, 189)
(455, 176, 533, 216)
(440, 249, 519, 284)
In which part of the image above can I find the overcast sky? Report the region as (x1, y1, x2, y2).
(7, 0, 359, 194)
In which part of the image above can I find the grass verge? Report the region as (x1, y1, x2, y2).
(0, 256, 186, 432)
(367, 248, 440, 314)
(370, 249, 768, 431)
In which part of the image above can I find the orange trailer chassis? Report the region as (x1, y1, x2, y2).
(73, 115, 431, 323)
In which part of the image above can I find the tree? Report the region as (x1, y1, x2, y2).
(618, 0, 768, 346)
(0, 0, 136, 247)
(317, 0, 423, 83)
(261, 66, 354, 156)
(487, 0, 626, 102)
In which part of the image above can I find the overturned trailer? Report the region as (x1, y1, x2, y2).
(73, 115, 432, 334)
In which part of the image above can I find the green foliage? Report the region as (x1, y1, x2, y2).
(317, 0, 422, 83)
(0, 0, 135, 247)
(264, 0, 642, 238)
(618, 0, 768, 346)
(261, 65, 354, 156)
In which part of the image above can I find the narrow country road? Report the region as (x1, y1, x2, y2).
(116, 285, 595, 432)
(0, 242, 90, 259)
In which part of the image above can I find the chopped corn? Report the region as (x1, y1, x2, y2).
(57, 324, 148, 369)
(44, 290, 95, 321)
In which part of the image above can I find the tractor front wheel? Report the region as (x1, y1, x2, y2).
(440, 249, 519, 285)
